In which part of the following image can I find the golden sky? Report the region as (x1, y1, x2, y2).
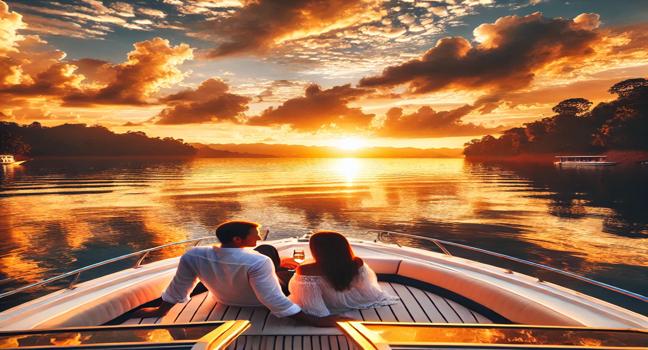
(1, 0, 647, 148)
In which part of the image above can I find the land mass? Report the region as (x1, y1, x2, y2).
(0, 122, 195, 157)
(463, 78, 648, 162)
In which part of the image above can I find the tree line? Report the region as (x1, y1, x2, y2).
(464, 78, 648, 157)
(0, 122, 196, 157)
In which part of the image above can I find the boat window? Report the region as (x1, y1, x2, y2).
(339, 321, 648, 350)
(0, 320, 249, 350)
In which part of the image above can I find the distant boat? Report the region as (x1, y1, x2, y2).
(0, 154, 27, 165)
(554, 155, 617, 167)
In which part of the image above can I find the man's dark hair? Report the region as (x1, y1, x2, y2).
(215, 220, 259, 244)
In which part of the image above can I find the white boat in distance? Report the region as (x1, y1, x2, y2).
(0, 154, 27, 166)
(554, 155, 617, 167)
(0, 231, 646, 349)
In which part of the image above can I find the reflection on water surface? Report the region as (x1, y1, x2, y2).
(0, 158, 646, 310)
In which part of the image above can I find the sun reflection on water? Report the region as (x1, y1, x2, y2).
(332, 158, 362, 186)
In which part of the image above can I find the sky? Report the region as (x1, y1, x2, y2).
(0, 0, 646, 149)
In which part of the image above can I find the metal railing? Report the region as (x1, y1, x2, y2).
(0, 236, 217, 301)
(369, 230, 648, 305)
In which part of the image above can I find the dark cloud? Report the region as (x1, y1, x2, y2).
(376, 104, 504, 138)
(155, 78, 250, 125)
(359, 12, 601, 94)
(201, 0, 383, 57)
(247, 84, 374, 131)
(63, 37, 192, 106)
(67, 58, 116, 85)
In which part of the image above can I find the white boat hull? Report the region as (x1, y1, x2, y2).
(1, 238, 646, 332)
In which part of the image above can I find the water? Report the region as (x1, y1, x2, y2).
(1, 158, 647, 313)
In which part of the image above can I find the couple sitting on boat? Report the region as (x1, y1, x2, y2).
(136, 220, 398, 327)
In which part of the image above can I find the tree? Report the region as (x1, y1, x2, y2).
(551, 98, 592, 116)
(608, 78, 648, 98)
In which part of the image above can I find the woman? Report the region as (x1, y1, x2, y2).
(288, 231, 399, 316)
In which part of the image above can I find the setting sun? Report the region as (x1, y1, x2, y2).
(336, 137, 366, 151)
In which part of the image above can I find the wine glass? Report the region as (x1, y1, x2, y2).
(292, 249, 305, 264)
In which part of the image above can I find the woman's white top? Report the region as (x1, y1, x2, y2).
(288, 264, 400, 317)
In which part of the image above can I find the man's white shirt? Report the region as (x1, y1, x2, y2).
(162, 246, 301, 317)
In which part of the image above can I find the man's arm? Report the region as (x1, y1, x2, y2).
(133, 254, 198, 317)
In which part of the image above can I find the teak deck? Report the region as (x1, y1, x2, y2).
(122, 282, 493, 350)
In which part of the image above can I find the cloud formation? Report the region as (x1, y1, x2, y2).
(359, 12, 601, 94)
(63, 37, 193, 106)
(0, 0, 24, 54)
(156, 78, 250, 124)
(377, 104, 504, 138)
(248, 84, 374, 131)
(202, 0, 385, 57)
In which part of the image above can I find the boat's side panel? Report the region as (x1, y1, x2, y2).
(0, 257, 181, 330)
(351, 242, 648, 328)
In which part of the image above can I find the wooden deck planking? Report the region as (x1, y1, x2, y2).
(174, 292, 209, 323)
(159, 297, 192, 323)
(191, 294, 217, 322)
(445, 298, 478, 323)
(207, 302, 230, 321)
(127, 281, 496, 349)
(472, 310, 492, 323)
(358, 308, 380, 321)
(424, 290, 463, 323)
(302, 336, 312, 350)
(388, 283, 429, 322)
(381, 283, 414, 322)
(405, 286, 446, 322)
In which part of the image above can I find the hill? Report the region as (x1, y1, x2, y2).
(0, 122, 195, 157)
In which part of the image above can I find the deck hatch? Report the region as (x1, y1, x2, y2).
(338, 321, 648, 350)
(0, 321, 249, 350)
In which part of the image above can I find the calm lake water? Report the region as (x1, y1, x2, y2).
(1, 158, 647, 313)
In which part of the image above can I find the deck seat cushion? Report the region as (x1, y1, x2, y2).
(397, 260, 580, 326)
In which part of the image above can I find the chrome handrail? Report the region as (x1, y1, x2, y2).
(369, 229, 648, 304)
(0, 236, 216, 301)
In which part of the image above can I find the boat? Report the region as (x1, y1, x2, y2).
(554, 155, 617, 167)
(0, 231, 646, 349)
(0, 154, 27, 166)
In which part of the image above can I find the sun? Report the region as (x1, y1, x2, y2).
(336, 137, 366, 150)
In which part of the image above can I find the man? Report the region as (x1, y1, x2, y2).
(135, 220, 344, 327)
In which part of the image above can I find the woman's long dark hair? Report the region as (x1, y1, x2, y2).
(310, 231, 363, 291)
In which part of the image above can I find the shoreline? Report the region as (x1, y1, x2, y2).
(465, 150, 648, 164)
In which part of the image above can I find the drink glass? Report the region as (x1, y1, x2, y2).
(292, 249, 305, 264)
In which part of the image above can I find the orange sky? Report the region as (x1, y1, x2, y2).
(1, 0, 647, 148)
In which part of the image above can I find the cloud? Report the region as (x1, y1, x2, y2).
(256, 79, 302, 102)
(137, 8, 166, 18)
(359, 12, 601, 94)
(2, 62, 84, 96)
(0, 5, 86, 95)
(376, 104, 504, 138)
(201, 0, 385, 57)
(63, 37, 193, 106)
(155, 78, 250, 124)
(248, 84, 374, 131)
(0, 0, 25, 54)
